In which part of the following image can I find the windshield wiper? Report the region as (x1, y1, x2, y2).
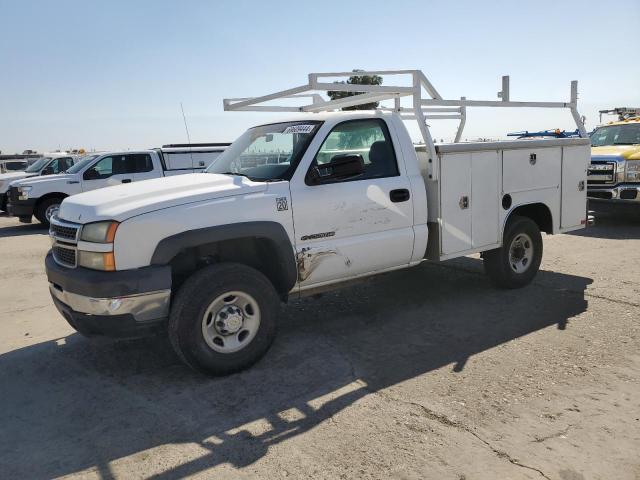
(220, 171, 261, 181)
(221, 171, 250, 178)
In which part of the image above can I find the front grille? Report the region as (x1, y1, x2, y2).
(52, 244, 76, 268)
(587, 191, 613, 200)
(620, 189, 638, 200)
(50, 223, 78, 241)
(587, 161, 616, 185)
(8, 186, 19, 202)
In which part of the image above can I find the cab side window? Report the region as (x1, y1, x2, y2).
(126, 154, 153, 173)
(54, 157, 73, 173)
(309, 119, 399, 184)
(85, 156, 115, 179)
(84, 154, 154, 180)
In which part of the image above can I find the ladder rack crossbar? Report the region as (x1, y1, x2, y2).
(223, 69, 588, 177)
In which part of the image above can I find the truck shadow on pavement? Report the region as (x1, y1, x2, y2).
(0, 214, 47, 238)
(0, 259, 591, 479)
(573, 202, 640, 239)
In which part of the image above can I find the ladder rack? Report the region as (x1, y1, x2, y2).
(223, 70, 588, 174)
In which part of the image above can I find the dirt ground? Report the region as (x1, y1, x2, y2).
(0, 206, 639, 480)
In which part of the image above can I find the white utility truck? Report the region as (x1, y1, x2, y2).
(0, 153, 80, 212)
(45, 70, 590, 375)
(7, 144, 228, 226)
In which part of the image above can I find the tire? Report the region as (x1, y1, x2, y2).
(168, 262, 279, 376)
(35, 196, 64, 227)
(483, 215, 543, 289)
(0, 193, 7, 212)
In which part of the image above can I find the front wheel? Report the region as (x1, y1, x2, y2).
(35, 196, 64, 227)
(168, 262, 279, 375)
(483, 216, 543, 289)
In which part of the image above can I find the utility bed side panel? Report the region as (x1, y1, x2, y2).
(440, 153, 472, 255)
(471, 151, 500, 247)
(560, 145, 589, 230)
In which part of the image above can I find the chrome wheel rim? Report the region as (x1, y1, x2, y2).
(201, 291, 261, 353)
(45, 204, 60, 222)
(509, 233, 533, 274)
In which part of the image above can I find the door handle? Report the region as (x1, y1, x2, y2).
(121, 179, 132, 184)
(390, 188, 410, 203)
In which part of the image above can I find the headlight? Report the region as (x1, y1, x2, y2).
(77, 251, 116, 271)
(18, 186, 33, 200)
(80, 221, 119, 243)
(626, 160, 640, 182)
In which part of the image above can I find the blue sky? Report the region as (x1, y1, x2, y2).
(1, 0, 638, 153)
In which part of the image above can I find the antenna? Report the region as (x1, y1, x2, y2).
(180, 102, 195, 166)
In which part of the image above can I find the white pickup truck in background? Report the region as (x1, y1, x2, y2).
(7, 144, 229, 226)
(45, 70, 590, 375)
(0, 153, 81, 212)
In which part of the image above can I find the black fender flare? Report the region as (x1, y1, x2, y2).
(150, 221, 298, 294)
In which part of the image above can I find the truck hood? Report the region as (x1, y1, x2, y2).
(0, 172, 34, 191)
(10, 173, 77, 187)
(59, 173, 270, 223)
(0, 171, 31, 182)
(592, 145, 640, 160)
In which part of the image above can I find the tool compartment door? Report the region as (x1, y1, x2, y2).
(560, 145, 589, 230)
(503, 147, 561, 193)
(440, 153, 472, 255)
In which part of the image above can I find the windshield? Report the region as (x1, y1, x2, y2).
(25, 157, 50, 173)
(206, 121, 322, 181)
(591, 124, 640, 147)
(66, 155, 99, 174)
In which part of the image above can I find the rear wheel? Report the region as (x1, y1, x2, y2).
(168, 262, 279, 376)
(483, 216, 542, 289)
(35, 196, 64, 227)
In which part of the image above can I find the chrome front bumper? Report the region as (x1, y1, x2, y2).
(587, 185, 640, 203)
(49, 283, 171, 322)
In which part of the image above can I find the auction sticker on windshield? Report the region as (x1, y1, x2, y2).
(282, 125, 315, 134)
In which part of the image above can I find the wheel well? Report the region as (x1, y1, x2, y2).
(35, 192, 67, 210)
(508, 203, 553, 234)
(168, 237, 293, 299)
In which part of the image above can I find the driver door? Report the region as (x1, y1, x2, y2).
(81, 155, 134, 192)
(289, 118, 414, 287)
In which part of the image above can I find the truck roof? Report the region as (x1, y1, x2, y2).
(255, 110, 394, 126)
(601, 117, 640, 127)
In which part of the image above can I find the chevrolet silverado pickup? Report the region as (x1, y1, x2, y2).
(8, 144, 228, 226)
(45, 70, 591, 375)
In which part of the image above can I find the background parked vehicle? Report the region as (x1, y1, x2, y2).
(587, 110, 640, 208)
(0, 160, 29, 174)
(7, 144, 228, 226)
(45, 70, 591, 375)
(0, 153, 78, 212)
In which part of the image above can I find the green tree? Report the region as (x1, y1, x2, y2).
(327, 69, 383, 111)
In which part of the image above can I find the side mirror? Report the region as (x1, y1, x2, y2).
(309, 154, 365, 184)
(41, 166, 54, 175)
(84, 168, 99, 180)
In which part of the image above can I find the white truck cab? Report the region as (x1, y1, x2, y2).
(45, 70, 590, 375)
(7, 145, 228, 226)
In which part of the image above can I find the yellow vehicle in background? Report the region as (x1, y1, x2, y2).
(587, 108, 640, 205)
